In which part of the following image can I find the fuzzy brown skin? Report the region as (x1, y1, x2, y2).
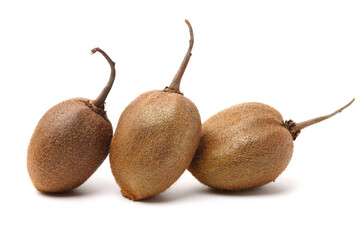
(27, 98, 113, 192)
(109, 90, 201, 200)
(188, 102, 293, 191)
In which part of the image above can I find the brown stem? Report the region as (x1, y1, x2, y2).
(284, 98, 355, 140)
(90, 47, 116, 107)
(167, 19, 194, 91)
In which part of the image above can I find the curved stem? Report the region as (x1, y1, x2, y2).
(295, 98, 355, 131)
(168, 19, 194, 91)
(91, 47, 116, 107)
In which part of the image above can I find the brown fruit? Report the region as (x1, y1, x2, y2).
(27, 48, 116, 193)
(189, 99, 355, 191)
(110, 20, 201, 201)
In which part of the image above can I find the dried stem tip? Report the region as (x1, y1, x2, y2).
(91, 47, 116, 108)
(285, 98, 355, 140)
(167, 19, 194, 92)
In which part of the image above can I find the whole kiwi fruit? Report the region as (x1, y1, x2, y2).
(27, 48, 115, 193)
(189, 99, 355, 191)
(109, 20, 201, 201)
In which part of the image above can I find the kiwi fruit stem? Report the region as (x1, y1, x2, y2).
(91, 47, 116, 107)
(167, 19, 194, 92)
(285, 98, 355, 140)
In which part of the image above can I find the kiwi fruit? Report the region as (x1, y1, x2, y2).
(188, 99, 355, 191)
(109, 20, 201, 201)
(27, 48, 115, 193)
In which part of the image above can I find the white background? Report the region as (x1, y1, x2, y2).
(1, 1, 363, 239)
